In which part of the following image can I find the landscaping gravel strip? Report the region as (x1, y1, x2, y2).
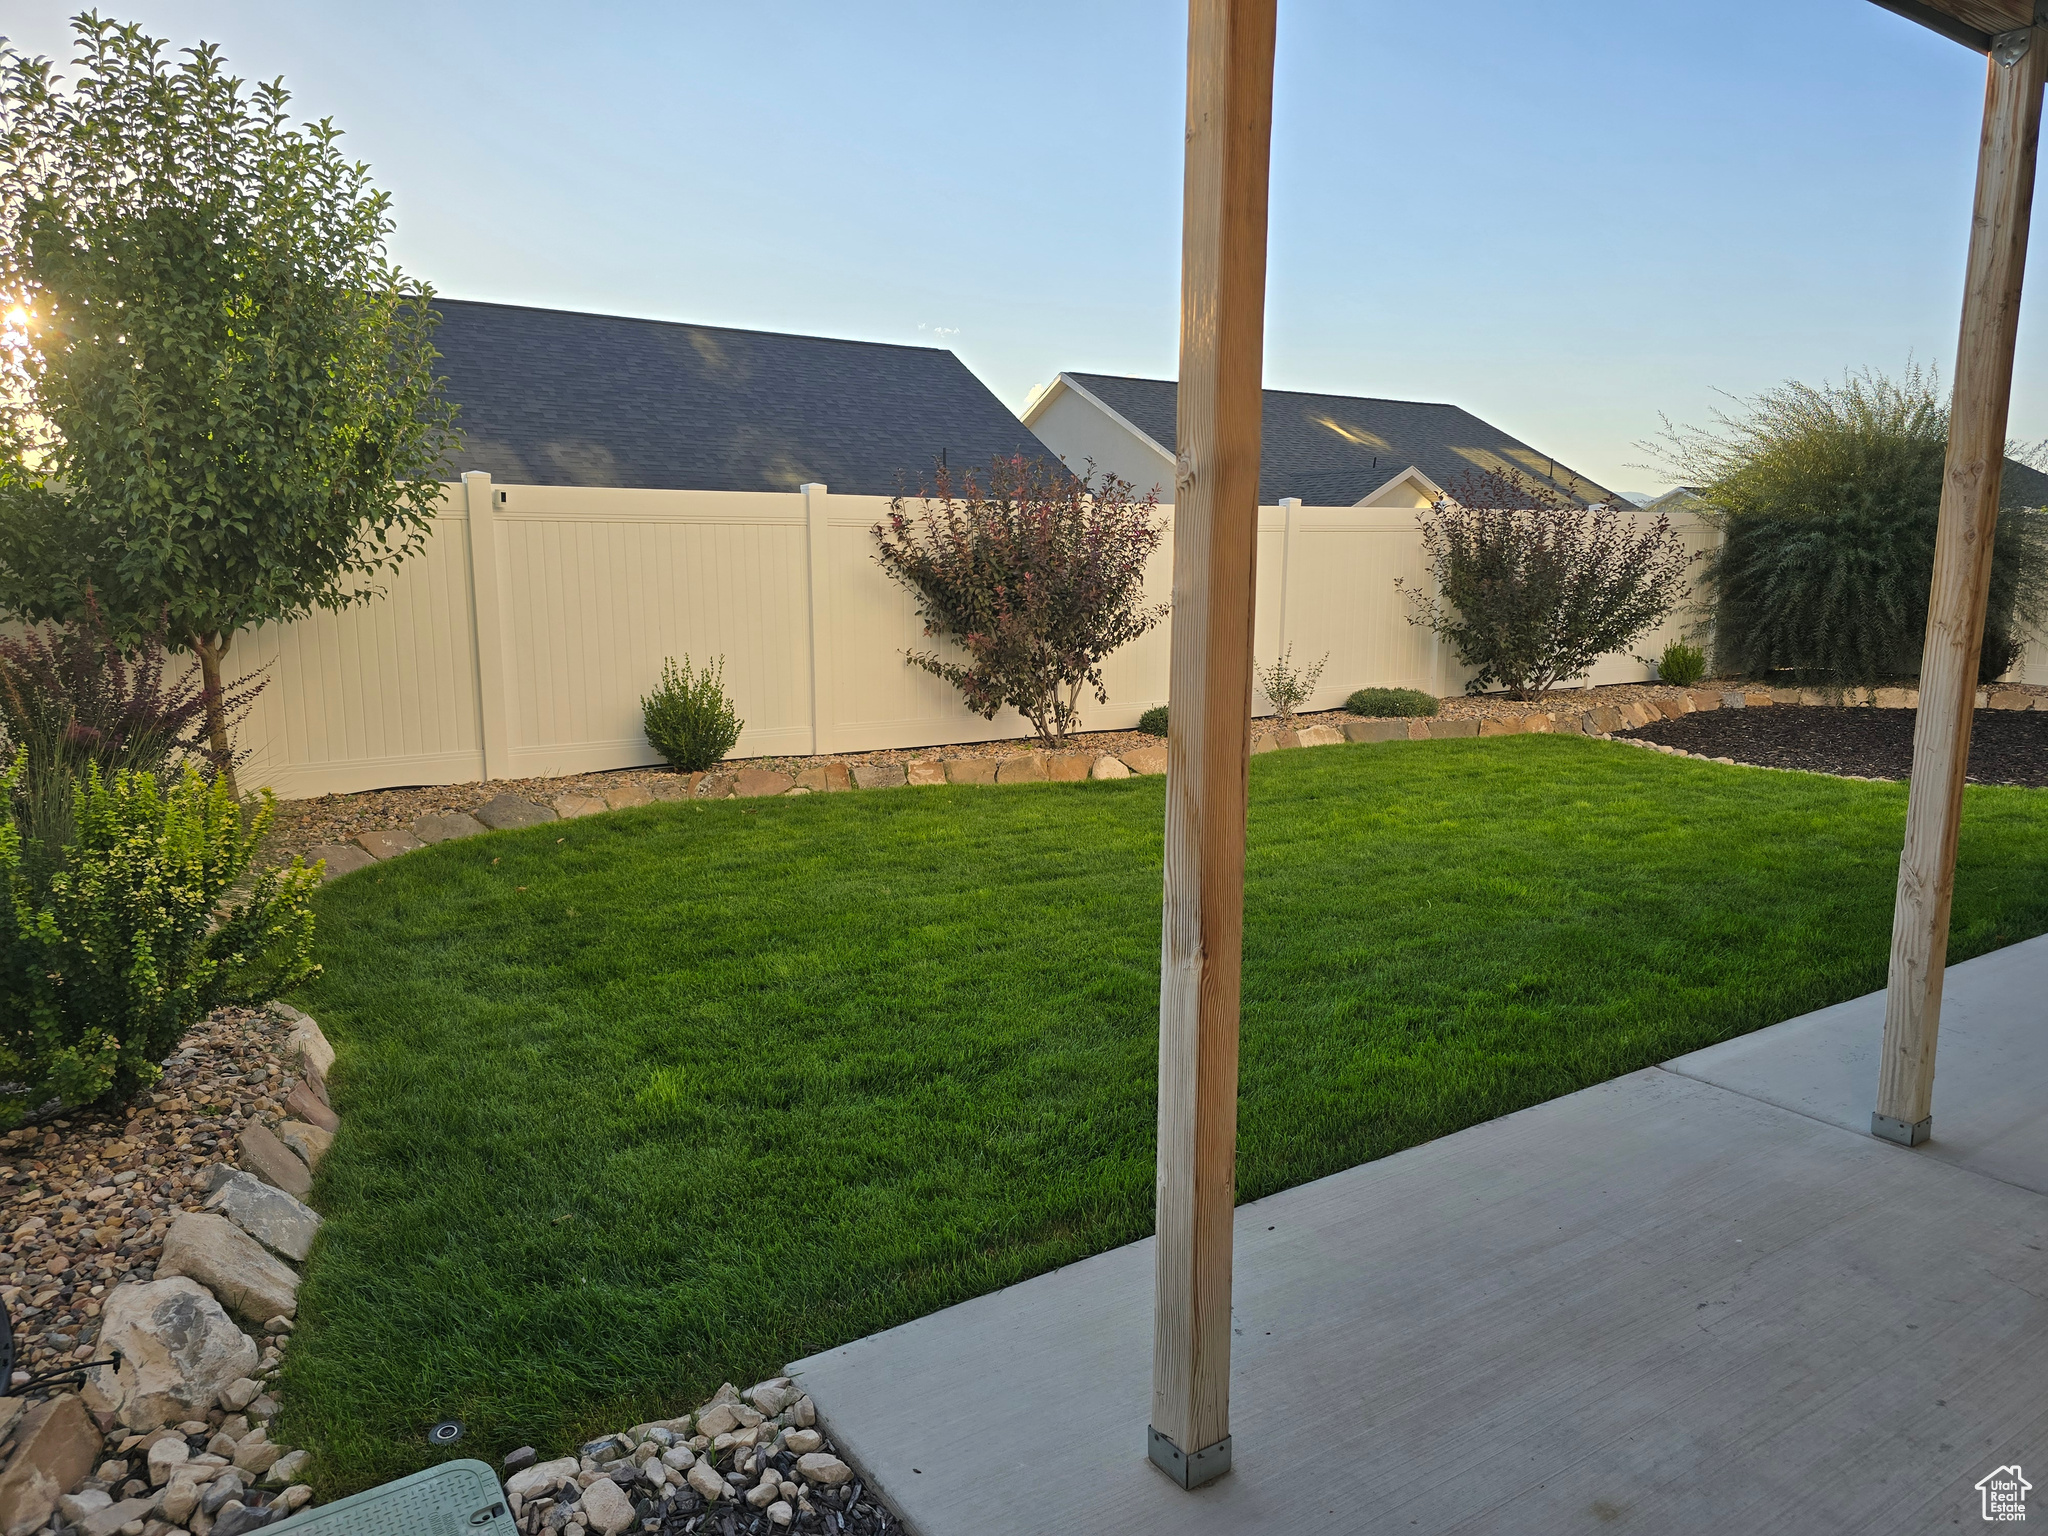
(504, 1378, 899, 1536)
(1623, 705, 2048, 787)
(0, 1005, 325, 1532)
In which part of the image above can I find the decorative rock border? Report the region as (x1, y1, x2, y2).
(0, 1004, 344, 1536)
(500, 1376, 897, 1536)
(301, 683, 2046, 881)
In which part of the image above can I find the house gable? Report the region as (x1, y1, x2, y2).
(432, 299, 1058, 495)
(1031, 370, 1615, 507)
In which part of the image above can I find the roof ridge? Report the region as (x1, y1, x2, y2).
(1068, 370, 1458, 412)
(431, 297, 956, 356)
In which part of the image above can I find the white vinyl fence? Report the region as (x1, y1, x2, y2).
(224, 476, 1720, 799)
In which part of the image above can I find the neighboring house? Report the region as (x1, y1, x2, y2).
(1022, 371, 1619, 508)
(431, 299, 1058, 494)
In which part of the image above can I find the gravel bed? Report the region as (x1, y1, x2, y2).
(1622, 705, 2048, 787)
(0, 1007, 298, 1388)
(507, 1378, 898, 1536)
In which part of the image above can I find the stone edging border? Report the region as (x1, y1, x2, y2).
(305, 683, 2039, 879)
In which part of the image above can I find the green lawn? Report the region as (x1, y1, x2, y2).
(282, 737, 2048, 1493)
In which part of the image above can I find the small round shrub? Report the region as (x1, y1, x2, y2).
(1657, 639, 1707, 688)
(1344, 687, 1438, 718)
(1137, 705, 1169, 737)
(642, 655, 743, 772)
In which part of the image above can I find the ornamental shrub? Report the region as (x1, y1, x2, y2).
(874, 456, 1168, 746)
(1137, 705, 1169, 737)
(0, 596, 257, 880)
(642, 656, 743, 772)
(1399, 468, 1692, 700)
(0, 757, 318, 1124)
(1256, 647, 1328, 727)
(1645, 365, 2048, 684)
(1344, 687, 1438, 718)
(1657, 640, 1708, 688)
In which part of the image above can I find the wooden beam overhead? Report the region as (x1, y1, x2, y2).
(1868, 0, 2035, 51)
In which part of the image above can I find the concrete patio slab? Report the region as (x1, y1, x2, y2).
(790, 939, 2048, 1534)
(1666, 932, 2048, 1195)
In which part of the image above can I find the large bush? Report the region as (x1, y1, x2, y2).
(1399, 468, 1692, 700)
(641, 656, 743, 772)
(0, 758, 317, 1123)
(1647, 365, 2048, 684)
(874, 456, 1168, 745)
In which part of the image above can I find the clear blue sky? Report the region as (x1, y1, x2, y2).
(8, 0, 2038, 496)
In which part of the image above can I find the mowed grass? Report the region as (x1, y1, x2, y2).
(282, 736, 2048, 1492)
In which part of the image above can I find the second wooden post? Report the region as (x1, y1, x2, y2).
(1876, 16, 2047, 1146)
(1150, 0, 1276, 1492)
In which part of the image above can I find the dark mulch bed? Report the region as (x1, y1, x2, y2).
(1622, 706, 2048, 788)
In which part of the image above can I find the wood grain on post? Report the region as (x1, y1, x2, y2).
(1150, 0, 1276, 1491)
(1876, 17, 2047, 1145)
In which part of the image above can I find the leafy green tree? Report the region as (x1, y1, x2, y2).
(1644, 364, 2048, 684)
(0, 15, 456, 787)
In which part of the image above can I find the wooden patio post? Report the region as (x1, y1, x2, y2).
(1875, 13, 2048, 1146)
(1150, 0, 1276, 1492)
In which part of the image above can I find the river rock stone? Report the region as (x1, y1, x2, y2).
(308, 844, 375, 882)
(782, 1430, 822, 1456)
(577, 1476, 634, 1534)
(795, 1454, 851, 1488)
(744, 1378, 794, 1414)
(158, 1467, 207, 1524)
(768, 1500, 794, 1526)
(792, 762, 852, 792)
(413, 811, 487, 844)
(72, 1494, 155, 1536)
(355, 828, 423, 860)
(279, 1076, 336, 1134)
(277, 1120, 332, 1173)
(475, 793, 557, 831)
(83, 1280, 258, 1432)
(849, 763, 906, 790)
(54, 1489, 110, 1526)
(146, 1436, 189, 1484)
(732, 770, 795, 799)
(263, 1449, 310, 1488)
(1343, 719, 1405, 743)
(158, 1214, 299, 1325)
(269, 1004, 335, 1082)
(504, 1458, 580, 1500)
(686, 1462, 726, 1502)
(204, 1170, 322, 1264)
(0, 1394, 101, 1536)
(231, 1429, 283, 1477)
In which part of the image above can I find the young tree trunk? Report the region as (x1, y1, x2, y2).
(192, 632, 239, 799)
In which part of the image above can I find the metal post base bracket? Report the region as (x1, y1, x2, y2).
(1148, 1426, 1232, 1490)
(1872, 1112, 1932, 1147)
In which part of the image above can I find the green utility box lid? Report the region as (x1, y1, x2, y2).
(265, 1457, 515, 1536)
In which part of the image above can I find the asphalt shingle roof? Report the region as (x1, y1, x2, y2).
(1062, 372, 1619, 506)
(431, 300, 1056, 495)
